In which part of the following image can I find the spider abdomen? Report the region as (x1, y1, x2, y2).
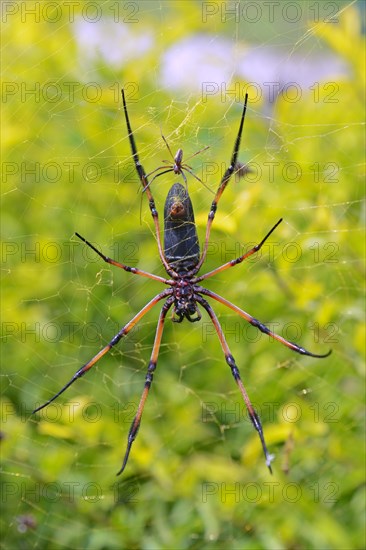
(164, 183, 200, 273)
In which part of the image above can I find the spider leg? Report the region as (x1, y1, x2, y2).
(75, 233, 173, 285)
(144, 167, 173, 190)
(32, 289, 173, 414)
(183, 166, 214, 194)
(161, 134, 176, 162)
(117, 296, 174, 475)
(193, 93, 248, 274)
(121, 90, 176, 277)
(197, 287, 331, 358)
(193, 218, 283, 283)
(174, 166, 192, 193)
(195, 294, 273, 473)
(184, 145, 210, 163)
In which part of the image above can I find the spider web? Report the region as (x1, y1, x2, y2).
(1, 1, 364, 548)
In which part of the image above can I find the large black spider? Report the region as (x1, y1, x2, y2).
(33, 90, 331, 475)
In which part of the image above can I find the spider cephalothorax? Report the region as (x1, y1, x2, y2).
(33, 90, 331, 476)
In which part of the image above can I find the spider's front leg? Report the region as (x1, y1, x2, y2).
(193, 93, 249, 274)
(121, 89, 177, 278)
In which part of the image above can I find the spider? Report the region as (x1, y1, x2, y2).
(33, 89, 331, 475)
(145, 133, 210, 191)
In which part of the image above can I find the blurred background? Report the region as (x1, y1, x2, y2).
(1, 1, 365, 548)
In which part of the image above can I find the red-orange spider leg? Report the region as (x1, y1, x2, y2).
(121, 89, 177, 278)
(33, 289, 173, 414)
(117, 296, 174, 475)
(197, 288, 331, 358)
(194, 218, 283, 283)
(75, 232, 173, 285)
(195, 294, 273, 473)
(193, 93, 248, 274)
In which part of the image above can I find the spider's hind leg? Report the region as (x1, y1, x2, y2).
(117, 297, 174, 475)
(195, 294, 274, 473)
(32, 291, 172, 414)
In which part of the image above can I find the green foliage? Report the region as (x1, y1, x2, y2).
(1, 2, 364, 549)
